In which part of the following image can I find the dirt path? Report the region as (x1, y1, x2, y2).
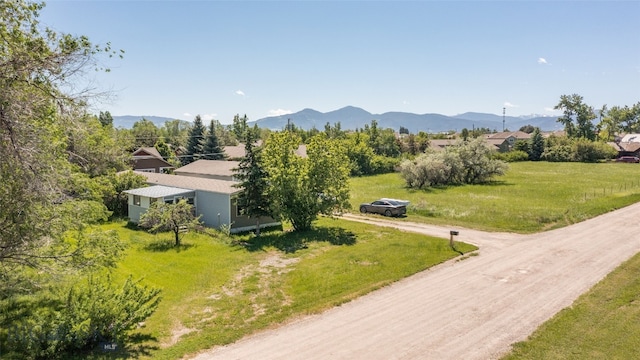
(189, 203, 640, 360)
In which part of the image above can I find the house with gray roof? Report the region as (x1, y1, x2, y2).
(123, 171, 278, 233)
(174, 160, 240, 181)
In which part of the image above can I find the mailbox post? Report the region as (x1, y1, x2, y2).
(449, 230, 459, 250)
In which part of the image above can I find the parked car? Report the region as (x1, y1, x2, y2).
(359, 199, 407, 217)
(616, 156, 640, 163)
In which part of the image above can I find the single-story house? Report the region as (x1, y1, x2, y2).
(132, 147, 174, 173)
(484, 131, 531, 152)
(124, 171, 279, 233)
(174, 160, 240, 181)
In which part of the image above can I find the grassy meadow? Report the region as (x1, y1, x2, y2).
(350, 161, 640, 233)
(90, 161, 640, 359)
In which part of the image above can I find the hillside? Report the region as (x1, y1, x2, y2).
(112, 108, 562, 133)
(251, 106, 561, 133)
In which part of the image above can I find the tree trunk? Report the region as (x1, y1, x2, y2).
(174, 229, 180, 247)
(255, 218, 261, 237)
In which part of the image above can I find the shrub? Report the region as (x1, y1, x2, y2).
(492, 150, 529, 162)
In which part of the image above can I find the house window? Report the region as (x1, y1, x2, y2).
(235, 199, 245, 217)
(137, 168, 156, 173)
(133, 195, 141, 206)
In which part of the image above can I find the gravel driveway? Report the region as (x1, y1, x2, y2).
(189, 203, 640, 359)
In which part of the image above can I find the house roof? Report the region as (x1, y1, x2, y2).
(133, 147, 163, 159)
(223, 145, 247, 159)
(485, 131, 531, 140)
(134, 171, 240, 195)
(620, 134, 640, 143)
(124, 185, 194, 198)
(174, 160, 240, 177)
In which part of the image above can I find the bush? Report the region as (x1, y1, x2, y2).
(572, 138, 617, 162)
(1, 276, 161, 359)
(541, 145, 574, 162)
(400, 138, 508, 188)
(492, 150, 530, 162)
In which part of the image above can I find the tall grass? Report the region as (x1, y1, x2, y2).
(350, 162, 640, 233)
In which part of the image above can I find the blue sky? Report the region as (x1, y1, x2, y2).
(41, 1, 640, 124)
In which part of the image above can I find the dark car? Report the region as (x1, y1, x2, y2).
(616, 156, 640, 163)
(359, 199, 407, 217)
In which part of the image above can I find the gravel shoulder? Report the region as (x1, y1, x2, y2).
(189, 203, 640, 360)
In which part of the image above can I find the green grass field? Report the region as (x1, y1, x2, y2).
(350, 162, 640, 233)
(95, 161, 640, 359)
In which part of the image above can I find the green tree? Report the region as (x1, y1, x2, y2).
(203, 120, 226, 160)
(555, 94, 597, 140)
(139, 199, 202, 246)
(400, 138, 508, 188)
(160, 119, 190, 149)
(98, 110, 113, 127)
(131, 118, 160, 147)
(233, 126, 271, 235)
(184, 115, 206, 164)
(262, 132, 350, 231)
(0, 1, 160, 355)
(529, 127, 545, 161)
(232, 114, 249, 143)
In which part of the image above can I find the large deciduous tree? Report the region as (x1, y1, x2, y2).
(262, 132, 350, 231)
(555, 94, 597, 140)
(0, 2, 159, 356)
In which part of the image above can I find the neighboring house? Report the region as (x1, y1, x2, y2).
(484, 131, 531, 152)
(428, 139, 458, 151)
(132, 147, 174, 173)
(606, 134, 640, 157)
(124, 171, 279, 233)
(174, 160, 240, 181)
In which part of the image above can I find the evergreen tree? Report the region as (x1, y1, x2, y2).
(184, 115, 206, 164)
(233, 126, 271, 235)
(203, 120, 226, 160)
(529, 127, 545, 161)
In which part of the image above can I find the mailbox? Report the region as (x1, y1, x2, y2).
(450, 230, 459, 236)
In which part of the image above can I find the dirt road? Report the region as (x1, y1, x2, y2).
(190, 203, 640, 360)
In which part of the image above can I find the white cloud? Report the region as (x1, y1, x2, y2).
(504, 102, 518, 108)
(544, 107, 561, 113)
(268, 109, 293, 117)
(235, 90, 245, 96)
(402, 100, 410, 105)
(537, 57, 548, 65)
(183, 112, 192, 118)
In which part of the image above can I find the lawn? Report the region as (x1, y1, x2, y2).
(350, 161, 640, 233)
(95, 161, 640, 359)
(99, 218, 476, 359)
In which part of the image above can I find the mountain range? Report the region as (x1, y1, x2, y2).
(112, 106, 562, 133)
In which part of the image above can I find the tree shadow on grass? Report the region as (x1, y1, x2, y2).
(236, 226, 357, 253)
(143, 238, 194, 253)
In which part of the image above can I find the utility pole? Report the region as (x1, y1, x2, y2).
(502, 107, 506, 132)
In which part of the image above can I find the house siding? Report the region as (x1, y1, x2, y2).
(194, 190, 232, 229)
